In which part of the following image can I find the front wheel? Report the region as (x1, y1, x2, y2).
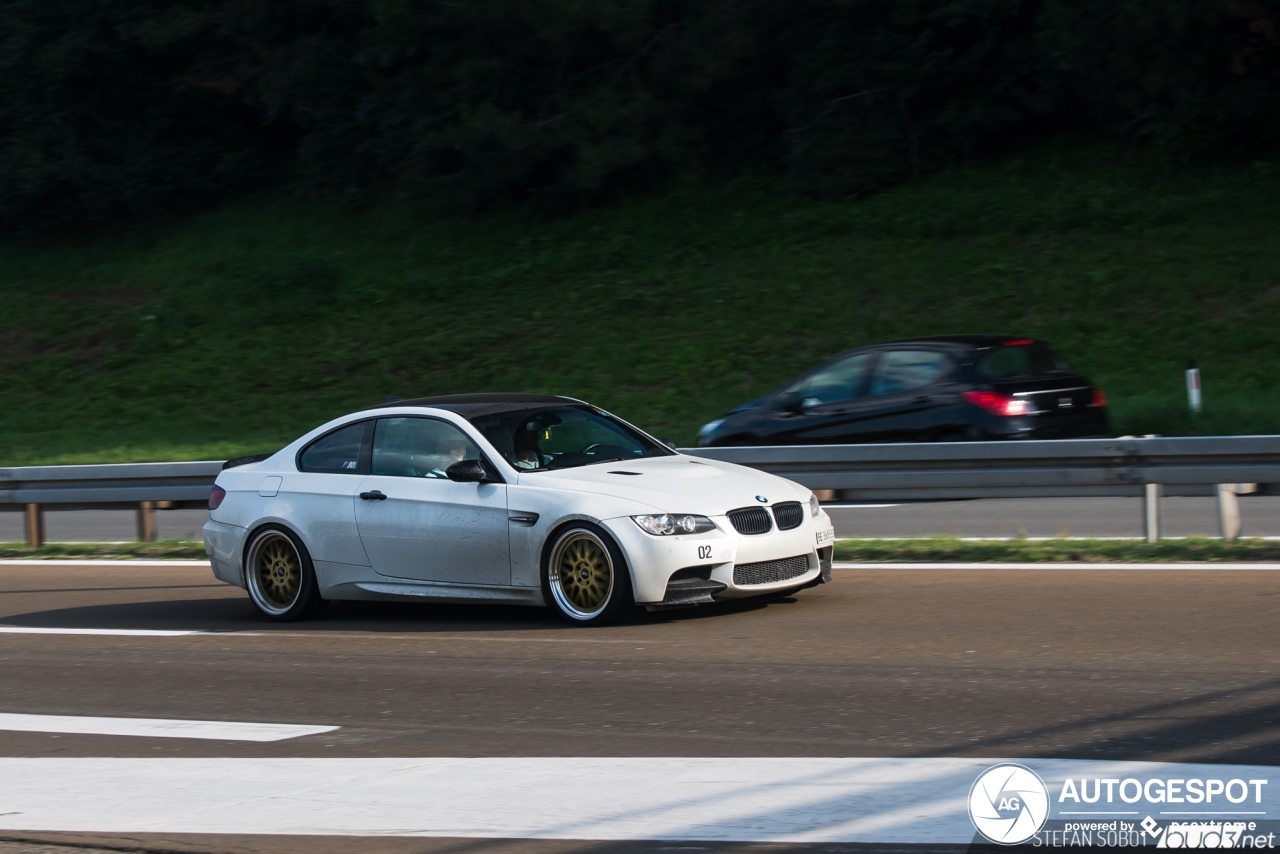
(542, 524, 634, 626)
(244, 525, 328, 621)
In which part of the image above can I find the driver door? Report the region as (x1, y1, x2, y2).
(765, 352, 877, 443)
(355, 416, 510, 586)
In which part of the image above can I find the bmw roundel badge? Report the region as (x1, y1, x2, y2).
(755, 495, 768, 503)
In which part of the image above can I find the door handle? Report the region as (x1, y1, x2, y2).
(359, 490, 387, 501)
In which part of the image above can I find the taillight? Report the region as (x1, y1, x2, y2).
(963, 390, 1031, 416)
(209, 484, 226, 510)
(1090, 389, 1108, 407)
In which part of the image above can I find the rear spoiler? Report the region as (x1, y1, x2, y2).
(221, 453, 276, 471)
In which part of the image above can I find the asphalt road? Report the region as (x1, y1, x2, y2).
(2, 562, 1279, 761)
(3, 495, 1279, 543)
(4, 562, 1280, 852)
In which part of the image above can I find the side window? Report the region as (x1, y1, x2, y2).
(373, 417, 481, 478)
(868, 350, 948, 396)
(787, 353, 873, 406)
(299, 422, 370, 473)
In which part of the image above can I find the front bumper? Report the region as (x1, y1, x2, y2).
(602, 510, 836, 606)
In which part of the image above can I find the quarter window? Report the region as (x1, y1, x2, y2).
(787, 353, 873, 406)
(299, 422, 370, 473)
(976, 343, 1069, 380)
(373, 417, 481, 478)
(869, 351, 948, 396)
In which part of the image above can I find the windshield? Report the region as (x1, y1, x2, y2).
(976, 342, 1072, 381)
(467, 405, 671, 471)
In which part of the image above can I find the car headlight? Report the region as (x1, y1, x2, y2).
(809, 493, 821, 516)
(632, 514, 716, 536)
(697, 419, 725, 439)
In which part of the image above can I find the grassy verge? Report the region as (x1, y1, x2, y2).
(3, 146, 1280, 464)
(0, 541, 207, 560)
(3, 537, 1276, 563)
(832, 537, 1280, 563)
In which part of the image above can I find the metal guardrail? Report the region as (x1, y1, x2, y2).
(2, 436, 1277, 546)
(683, 436, 1280, 499)
(0, 461, 222, 545)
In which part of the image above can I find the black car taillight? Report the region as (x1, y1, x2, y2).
(1090, 389, 1108, 407)
(962, 390, 1031, 416)
(209, 484, 226, 510)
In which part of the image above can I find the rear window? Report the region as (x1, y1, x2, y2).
(299, 421, 370, 473)
(976, 342, 1070, 381)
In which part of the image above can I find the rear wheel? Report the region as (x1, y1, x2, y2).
(542, 524, 633, 626)
(244, 525, 327, 621)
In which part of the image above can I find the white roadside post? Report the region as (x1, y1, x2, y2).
(1186, 359, 1202, 414)
(1216, 484, 1242, 542)
(1143, 483, 1162, 543)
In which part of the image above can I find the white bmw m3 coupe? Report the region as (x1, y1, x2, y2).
(203, 394, 836, 625)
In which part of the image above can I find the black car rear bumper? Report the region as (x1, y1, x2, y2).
(982, 409, 1110, 440)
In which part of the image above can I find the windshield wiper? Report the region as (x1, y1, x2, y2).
(543, 455, 626, 470)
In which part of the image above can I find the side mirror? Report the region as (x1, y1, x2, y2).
(778, 392, 804, 413)
(658, 437, 676, 450)
(445, 459, 487, 483)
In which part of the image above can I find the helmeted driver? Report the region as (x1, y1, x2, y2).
(513, 422, 548, 470)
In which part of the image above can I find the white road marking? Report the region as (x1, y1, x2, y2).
(833, 562, 1280, 570)
(0, 560, 210, 567)
(0, 713, 336, 742)
(0, 757, 1271, 842)
(0, 626, 203, 637)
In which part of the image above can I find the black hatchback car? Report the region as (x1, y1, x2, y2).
(697, 336, 1109, 446)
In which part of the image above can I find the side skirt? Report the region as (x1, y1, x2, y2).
(325, 580, 545, 607)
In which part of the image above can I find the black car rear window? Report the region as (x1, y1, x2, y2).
(976, 342, 1071, 381)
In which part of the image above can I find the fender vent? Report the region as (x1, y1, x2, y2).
(733, 554, 810, 586)
(727, 506, 772, 535)
(772, 501, 804, 531)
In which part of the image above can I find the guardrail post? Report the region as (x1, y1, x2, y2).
(136, 501, 157, 542)
(1216, 485, 1242, 542)
(1143, 484, 1162, 543)
(24, 504, 44, 547)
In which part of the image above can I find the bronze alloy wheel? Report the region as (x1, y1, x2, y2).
(247, 531, 303, 615)
(548, 530, 615, 620)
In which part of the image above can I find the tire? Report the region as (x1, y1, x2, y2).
(243, 525, 328, 622)
(541, 523, 634, 626)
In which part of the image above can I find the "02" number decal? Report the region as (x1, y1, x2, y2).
(697, 545, 713, 561)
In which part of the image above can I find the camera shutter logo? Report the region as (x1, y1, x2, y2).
(968, 763, 1050, 845)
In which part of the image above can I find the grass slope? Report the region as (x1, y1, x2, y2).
(831, 537, 1280, 563)
(2, 148, 1279, 465)
(3, 537, 1277, 562)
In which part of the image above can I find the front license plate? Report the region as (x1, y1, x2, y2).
(815, 528, 834, 546)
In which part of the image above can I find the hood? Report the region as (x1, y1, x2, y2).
(515, 455, 808, 516)
(729, 396, 766, 414)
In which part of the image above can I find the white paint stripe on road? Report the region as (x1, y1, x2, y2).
(829, 560, 1280, 568)
(0, 560, 210, 566)
(0, 714, 337, 742)
(0, 757, 1273, 842)
(0, 626, 203, 637)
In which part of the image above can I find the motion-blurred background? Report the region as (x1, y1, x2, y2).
(2, 1, 1278, 464)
